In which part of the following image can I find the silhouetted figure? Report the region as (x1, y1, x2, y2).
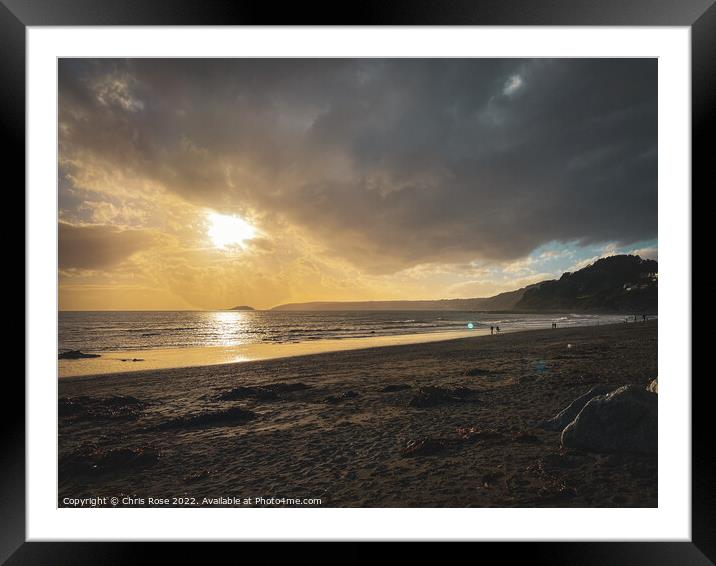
(496, 326, 501, 333)
(643, 313, 647, 322)
(490, 326, 494, 335)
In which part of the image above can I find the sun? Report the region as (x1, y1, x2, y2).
(207, 212, 256, 248)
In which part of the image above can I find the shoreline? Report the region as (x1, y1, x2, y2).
(59, 328, 485, 379)
(59, 321, 658, 507)
(58, 320, 642, 380)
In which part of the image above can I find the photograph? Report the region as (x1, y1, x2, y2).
(56, 57, 659, 509)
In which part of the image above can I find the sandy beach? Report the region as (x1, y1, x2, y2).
(58, 320, 657, 508)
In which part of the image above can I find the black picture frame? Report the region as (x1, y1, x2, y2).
(7, 0, 707, 562)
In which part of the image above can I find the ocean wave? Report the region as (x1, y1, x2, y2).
(59, 311, 631, 352)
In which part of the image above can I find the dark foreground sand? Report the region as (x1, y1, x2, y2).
(58, 321, 657, 508)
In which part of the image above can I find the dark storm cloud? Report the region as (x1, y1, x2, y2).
(59, 58, 657, 272)
(59, 222, 157, 270)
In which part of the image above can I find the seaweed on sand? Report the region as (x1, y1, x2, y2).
(157, 405, 257, 430)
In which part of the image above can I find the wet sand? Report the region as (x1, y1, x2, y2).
(58, 321, 657, 508)
(59, 328, 483, 378)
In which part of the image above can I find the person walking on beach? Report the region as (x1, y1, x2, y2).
(490, 326, 494, 335)
(496, 325, 501, 334)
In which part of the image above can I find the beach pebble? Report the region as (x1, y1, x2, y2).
(561, 385, 657, 454)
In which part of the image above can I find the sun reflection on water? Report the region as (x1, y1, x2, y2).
(209, 310, 253, 347)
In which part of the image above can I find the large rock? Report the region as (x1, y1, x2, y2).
(647, 378, 658, 394)
(540, 385, 612, 431)
(561, 385, 657, 454)
(59, 350, 100, 360)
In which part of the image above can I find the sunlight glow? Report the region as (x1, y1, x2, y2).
(207, 212, 256, 248)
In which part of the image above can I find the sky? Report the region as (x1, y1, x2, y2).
(58, 58, 657, 311)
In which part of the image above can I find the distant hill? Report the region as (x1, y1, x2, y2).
(270, 254, 657, 313)
(271, 288, 527, 312)
(515, 255, 657, 313)
(228, 305, 255, 311)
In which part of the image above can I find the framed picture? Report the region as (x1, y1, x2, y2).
(9, 0, 707, 561)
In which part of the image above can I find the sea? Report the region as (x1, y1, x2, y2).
(58, 311, 631, 354)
